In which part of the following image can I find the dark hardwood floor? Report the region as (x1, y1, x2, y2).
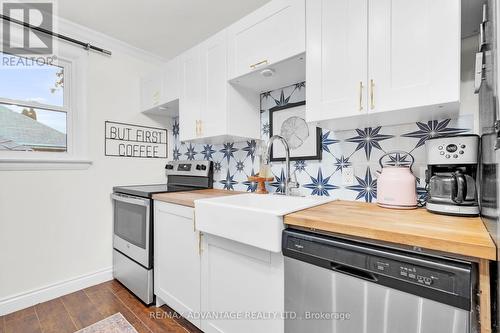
(0, 280, 202, 333)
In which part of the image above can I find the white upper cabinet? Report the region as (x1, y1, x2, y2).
(306, 0, 368, 122)
(201, 30, 228, 139)
(140, 74, 162, 112)
(179, 45, 203, 142)
(368, 0, 460, 114)
(306, 0, 461, 129)
(140, 56, 180, 116)
(227, 0, 305, 81)
(179, 30, 260, 143)
(161, 56, 181, 105)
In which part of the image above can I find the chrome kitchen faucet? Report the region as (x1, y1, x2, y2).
(265, 135, 300, 196)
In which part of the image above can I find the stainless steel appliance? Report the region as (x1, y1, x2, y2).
(474, 0, 500, 331)
(111, 160, 213, 304)
(425, 135, 480, 216)
(283, 228, 478, 333)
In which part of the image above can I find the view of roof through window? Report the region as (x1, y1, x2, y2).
(0, 52, 67, 152)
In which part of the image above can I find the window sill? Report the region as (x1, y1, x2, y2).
(0, 158, 93, 171)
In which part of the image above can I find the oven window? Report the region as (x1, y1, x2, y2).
(114, 200, 147, 249)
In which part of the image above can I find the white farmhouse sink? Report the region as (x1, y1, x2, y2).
(194, 193, 334, 252)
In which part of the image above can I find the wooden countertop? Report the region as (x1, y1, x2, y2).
(284, 200, 496, 260)
(153, 189, 243, 207)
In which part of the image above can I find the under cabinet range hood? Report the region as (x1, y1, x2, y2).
(229, 53, 305, 93)
(226, 0, 305, 93)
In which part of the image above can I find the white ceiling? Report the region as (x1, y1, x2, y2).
(56, 0, 271, 59)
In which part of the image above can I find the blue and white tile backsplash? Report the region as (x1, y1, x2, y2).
(171, 82, 473, 202)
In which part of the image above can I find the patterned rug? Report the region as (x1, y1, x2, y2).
(75, 313, 138, 333)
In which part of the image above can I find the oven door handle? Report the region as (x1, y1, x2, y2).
(111, 193, 150, 207)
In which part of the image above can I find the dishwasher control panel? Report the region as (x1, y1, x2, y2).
(369, 257, 454, 292)
(283, 229, 474, 311)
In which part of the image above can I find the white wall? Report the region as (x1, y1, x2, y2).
(0, 20, 170, 314)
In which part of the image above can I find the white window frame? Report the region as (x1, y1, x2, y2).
(0, 38, 91, 170)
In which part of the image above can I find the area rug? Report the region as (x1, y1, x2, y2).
(75, 313, 138, 333)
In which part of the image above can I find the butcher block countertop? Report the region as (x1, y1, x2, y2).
(284, 200, 496, 260)
(153, 189, 244, 208)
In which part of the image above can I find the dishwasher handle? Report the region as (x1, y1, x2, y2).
(331, 263, 378, 283)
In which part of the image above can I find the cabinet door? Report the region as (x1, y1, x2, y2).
(179, 47, 202, 142)
(140, 74, 162, 112)
(201, 234, 284, 333)
(306, 0, 368, 122)
(368, 0, 460, 114)
(227, 0, 305, 79)
(162, 56, 180, 103)
(154, 202, 201, 328)
(201, 30, 228, 138)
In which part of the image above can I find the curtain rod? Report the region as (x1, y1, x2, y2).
(0, 14, 112, 56)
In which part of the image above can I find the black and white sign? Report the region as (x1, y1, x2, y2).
(105, 121, 168, 158)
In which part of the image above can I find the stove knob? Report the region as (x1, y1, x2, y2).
(196, 165, 202, 170)
(201, 165, 207, 170)
(165, 164, 174, 170)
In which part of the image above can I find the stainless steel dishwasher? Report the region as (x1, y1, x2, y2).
(283, 229, 478, 333)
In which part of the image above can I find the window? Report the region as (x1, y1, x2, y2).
(0, 46, 89, 170)
(0, 52, 69, 152)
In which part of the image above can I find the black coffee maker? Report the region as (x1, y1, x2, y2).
(425, 134, 479, 217)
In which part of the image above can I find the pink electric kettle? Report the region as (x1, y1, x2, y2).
(376, 151, 417, 209)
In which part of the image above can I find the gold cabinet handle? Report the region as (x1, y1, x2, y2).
(195, 120, 200, 136)
(198, 120, 202, 136)
(370, 79, 375, 110)
(198, 232, 203, 256)
(359, 81, 364, 111)
(250, 59, 268, 69)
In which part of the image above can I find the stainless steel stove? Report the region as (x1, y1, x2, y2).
(111, 160, 213, 304)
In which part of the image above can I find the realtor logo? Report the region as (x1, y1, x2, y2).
(2, 2, 53, 54)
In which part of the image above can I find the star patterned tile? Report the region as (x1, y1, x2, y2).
(345, 127, 395, 160)
(220, 142, 238, 164)
(184, 143, 197, 160)
(220, 170, 238, 190)
(303, 168, 338, 196)
(201, 144, 216, 160)
(270, 168, 286, 194)
(334, 155, 352, 173)
(401, 119, 469, 150)
(321, 131, 340, 154)
(347, 167, 377, 203)
(242, 140, 258, 163)
(169, 81, 473, 203)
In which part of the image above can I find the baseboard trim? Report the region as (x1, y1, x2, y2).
(0, 267, 113, 316)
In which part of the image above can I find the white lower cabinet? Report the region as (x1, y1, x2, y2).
(154, 201, 201, 329)
(154, 202, 284, 333)
(200, 234, 284, 333)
